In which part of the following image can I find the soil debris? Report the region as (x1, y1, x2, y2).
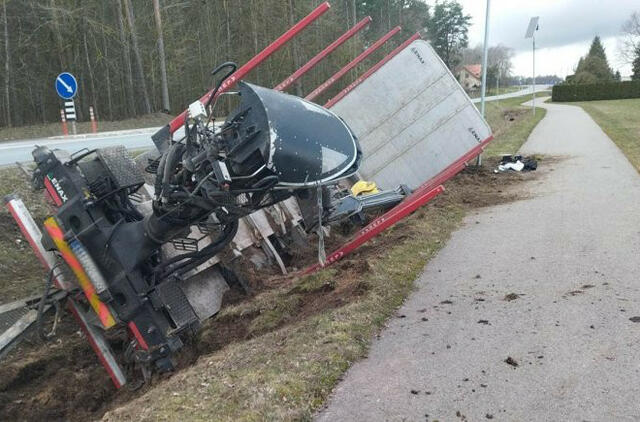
(504, 356, 519, 368)
(503, 293, 521, 301)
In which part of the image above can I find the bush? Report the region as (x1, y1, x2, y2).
(552, 80, 640, 102)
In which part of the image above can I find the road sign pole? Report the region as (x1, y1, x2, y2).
(525, 17, 539, 118)
(532, 35, 536, 116)
(64, 99, 77, 135)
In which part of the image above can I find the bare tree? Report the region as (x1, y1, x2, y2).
(83, 21, 98, 118)
(153, 0, 170, 112)
(116, 0, 135, 116)
(620, 12, 640, 64)
(123, 0, 151, 114)
(288, 0, 303, 96)
(3, 0, 10, 127)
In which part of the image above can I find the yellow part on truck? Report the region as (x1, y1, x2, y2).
(350, 180, 379, 196)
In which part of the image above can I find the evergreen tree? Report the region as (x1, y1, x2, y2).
(570, 35, 614, 84)
(588, 36, 607, 61)
(426, 0, 471, 69)
(632, 46, 640, 81)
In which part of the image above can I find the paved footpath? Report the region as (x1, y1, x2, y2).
(316, 100, 640, 421)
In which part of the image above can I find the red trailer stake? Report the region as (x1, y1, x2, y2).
(325, 32, 421, 108)
(154, 1, 331, 145)
(305, 26, 401, 102)
(274, 16, 372, 92)
(303, 184, 445, 274)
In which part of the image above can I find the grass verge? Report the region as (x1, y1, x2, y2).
(481, 94, 547, 157)
(570, 98, 640, 172)
(0, 93, 547, 421)
(467, 85, 522, 98)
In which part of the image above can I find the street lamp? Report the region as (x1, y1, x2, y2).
(525, 17, 539, 116)
(477, 0, 491, 166)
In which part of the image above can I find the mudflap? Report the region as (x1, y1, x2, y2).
(67, 298, 127, 389)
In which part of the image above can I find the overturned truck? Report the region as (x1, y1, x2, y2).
(1, 2, 492, 390)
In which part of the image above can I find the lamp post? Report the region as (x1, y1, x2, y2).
(525, 17, 539, 116)
(477, 0, 490, 166)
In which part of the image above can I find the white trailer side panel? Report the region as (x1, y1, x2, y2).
(331, 40, 492, 190)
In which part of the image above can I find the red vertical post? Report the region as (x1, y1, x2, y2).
(325, 32, 422, 108)
(159, 1, 331, 140)
(305, 26, 402, 102)
(60, 109, 68, 136)
(274, 16, 372, 92)
(89, 106, 97, 133)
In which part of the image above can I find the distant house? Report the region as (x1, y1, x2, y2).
(457, 64, 482, 91)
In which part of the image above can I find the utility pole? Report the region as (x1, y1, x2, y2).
(525, 17, 539, 117)
(477, 0, 490, 166)
(532, 34, 536, 115)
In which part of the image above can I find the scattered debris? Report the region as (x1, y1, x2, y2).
(477, 319, 490, 325)
(494, 155, 538, 173)
(410, 389, 420, 395)
(503, 293, 521, 301)
(504, 356, 519, 368)
(486, 414, 494, 419)
(629, 316, 640, 323)
(440, 300, 454, 305)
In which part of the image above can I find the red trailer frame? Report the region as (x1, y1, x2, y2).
(275, 16, 372, 92)
(303, 184, 445, 274)
(304, 26, 401, 101)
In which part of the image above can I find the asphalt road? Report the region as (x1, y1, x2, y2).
(316, 99, 640, 421)
(470, 84, 551, 103)
(0, 128, 158, 166)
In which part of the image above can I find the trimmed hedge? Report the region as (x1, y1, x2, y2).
(552, 80, 640, 102)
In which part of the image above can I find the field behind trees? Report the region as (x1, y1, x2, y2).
(0, 0, 430, 128)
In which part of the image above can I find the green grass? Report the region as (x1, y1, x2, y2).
(481, 93, 548, 156)
(570, 98, 640, 172)
(0, 112, 172, 142)
(468, 85, 522, 98)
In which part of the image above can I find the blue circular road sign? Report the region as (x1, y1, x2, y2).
(55, 72, 77, 99)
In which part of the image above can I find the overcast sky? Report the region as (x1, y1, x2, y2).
(426, 0, 639, 77)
